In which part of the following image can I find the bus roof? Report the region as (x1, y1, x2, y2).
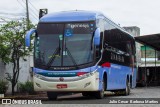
(39, 10, 135, 38)
(39, 10, 102, 22)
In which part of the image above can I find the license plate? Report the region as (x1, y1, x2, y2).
(57, 84, 67, 89)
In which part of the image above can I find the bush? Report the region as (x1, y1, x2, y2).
(25, 81, 35, 94)
(18, 83, 26, 93)
(18, 81, 35, 95)
(0, 80, 8, 94)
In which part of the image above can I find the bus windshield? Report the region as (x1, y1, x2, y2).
(35, 22, 95, 69)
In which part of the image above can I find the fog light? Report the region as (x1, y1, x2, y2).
(34, 73, 43, 79)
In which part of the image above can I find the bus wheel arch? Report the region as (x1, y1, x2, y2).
(95, 71, 107, 99)
(130, 75, 132, 88)
(103, 72, 107, 91)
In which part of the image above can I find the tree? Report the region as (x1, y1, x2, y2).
(0, 19, 35, 95)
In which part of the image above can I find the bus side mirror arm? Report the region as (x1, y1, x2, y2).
(25, 29, 36, 47)
(94, 28, 101, 46)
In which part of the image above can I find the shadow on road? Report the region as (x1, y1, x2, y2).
(41, 92, 131, 104)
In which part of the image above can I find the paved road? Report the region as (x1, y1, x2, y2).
(41, 86, 160, 104)
(1, 87, 160, 107)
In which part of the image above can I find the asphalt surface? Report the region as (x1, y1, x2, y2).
(1, 86, 160, 107)
(41, 86, 160, 104)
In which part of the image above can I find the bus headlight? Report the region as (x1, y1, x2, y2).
(79, 69, 98, 78)
(34, 73, 43, 79)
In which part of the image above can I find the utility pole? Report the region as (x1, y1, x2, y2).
(26, 0, 29, 30)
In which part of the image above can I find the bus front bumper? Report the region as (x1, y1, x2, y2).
(33, 71, 99, 92)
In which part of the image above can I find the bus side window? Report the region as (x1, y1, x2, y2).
(126, 41, 132, 55)
(133, 41, 136, 55)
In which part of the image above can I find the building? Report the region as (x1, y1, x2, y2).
(0, 56, 33, 94)
(138, 45, 160, 86)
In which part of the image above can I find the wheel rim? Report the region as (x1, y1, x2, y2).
(128, 82, 130, 94)
(126, 81, 130, 95)
(100, 80, 105, 97)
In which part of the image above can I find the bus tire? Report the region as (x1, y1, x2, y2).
(141, 80, 146, 87)
(95, 79, 105, 99)
(123, 79, 130, 96)
(47, 92, 58, 100)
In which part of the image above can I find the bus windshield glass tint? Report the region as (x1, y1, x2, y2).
(35, 22, 95, 68)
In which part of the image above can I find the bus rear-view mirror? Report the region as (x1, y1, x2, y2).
(25, 29, 36, 47)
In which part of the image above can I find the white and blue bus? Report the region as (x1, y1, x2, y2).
(25, 10, 137, 100)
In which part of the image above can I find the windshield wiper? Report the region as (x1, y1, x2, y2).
(46, 47, 60, 69)
(65, 47, 79, 69)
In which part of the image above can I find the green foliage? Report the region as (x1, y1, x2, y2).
(0, 19, 35, 64)
(0, 18, 36, 95)
(18, 81, 35, 95)
(0, 80, 8, 94)
(25, 81, 35, 94)
(18, 83, 26, 93)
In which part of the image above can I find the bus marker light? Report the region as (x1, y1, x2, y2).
(102, 62, 111, 68)
(57, 84, 67, 89)
(77, 72, 87, 76)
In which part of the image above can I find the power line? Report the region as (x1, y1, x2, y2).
(21, 0, 38, 18)
(0, 12, 25, 16)
(28, 7, 39, 17)
(0, 18, 10, 24)
(0, 15, 25, 19)
(0, 18, 7, 22)
(28, 0, 39, 12)
(20, 0, 38, 22)
(0, 17, 24, 21)
(29, 12, 38, 21)
(17, 0, 26, 10)
(17, 0, 38, 23)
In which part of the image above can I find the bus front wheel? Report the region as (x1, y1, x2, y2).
(47, 92, 58, 100)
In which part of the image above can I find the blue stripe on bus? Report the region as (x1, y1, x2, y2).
(33, 66, 98, 77)
(33, 63, 136, 90)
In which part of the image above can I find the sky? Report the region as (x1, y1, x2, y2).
(0, 0, 160, 35)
